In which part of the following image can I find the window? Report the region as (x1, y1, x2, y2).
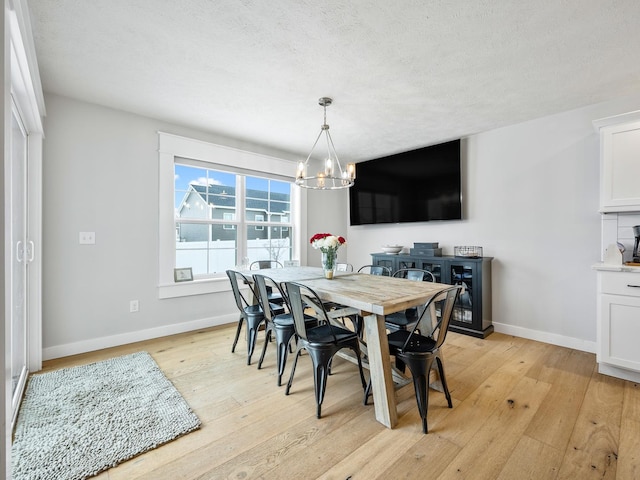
(223, 212, 235, 230)
(174, 164, 294, 277)
(159, 132, 302, 298)
(254, 214, 265, 231)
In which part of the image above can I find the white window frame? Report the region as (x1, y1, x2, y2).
(158, 132, 305, 299)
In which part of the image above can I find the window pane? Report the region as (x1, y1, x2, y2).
(246, 236, 292, 265)
(270, 200, 290, 222)
(248, 199, 268, 222)
(245, 175, 291, 223)
(176, 222, 238, 274)
(175, 164, 237, 220)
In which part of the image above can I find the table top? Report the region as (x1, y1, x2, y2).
(246, 267, 449, 316)
(245, 266, 328, 283)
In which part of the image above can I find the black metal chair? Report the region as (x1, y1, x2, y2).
(249, 260, 284, 270)
(336, 262, 354, 272)
(357, 264, 391, 276)
(384, 268, 436, 332)
(284, 281, 367, 419)
(253, 273, 316, 386)
(367, 285, 461, 433)
(322, 262, 359, 334)
(249, 260, 284, 304)
(342, 264, 393, 338)
(226, 270, 269, 365)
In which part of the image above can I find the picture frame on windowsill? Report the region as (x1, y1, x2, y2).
(174, 267, 193, 282)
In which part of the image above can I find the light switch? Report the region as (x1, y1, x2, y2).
(79, 232, 96, 244)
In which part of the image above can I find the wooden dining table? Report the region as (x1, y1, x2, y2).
(246, 266, 450, 429)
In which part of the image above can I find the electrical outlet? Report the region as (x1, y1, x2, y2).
(79, 232, 96, 244)
(129, 300, 139, 313)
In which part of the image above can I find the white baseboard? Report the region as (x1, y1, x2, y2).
(597, 363, 640, 383)
(42, 313, 237, 362)
(493, 322, 597, 354)
(42, 317, 598, 363)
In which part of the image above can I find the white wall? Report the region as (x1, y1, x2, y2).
(43, 91, 640, 359)
(340, 94, 640, 351)
(305, 188, 350, 266)
(41, 93, 300, 359)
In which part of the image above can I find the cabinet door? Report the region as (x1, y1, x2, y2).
(398, 256, 418, 270)
(449, 262, 476, 327)
(414, 258, 446, 283)
(599, 119, 640, 212)
(372, 255, 395, 272)
(599, 293, 640, 371)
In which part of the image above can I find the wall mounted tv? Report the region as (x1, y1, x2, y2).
(349, 139, 462, 226)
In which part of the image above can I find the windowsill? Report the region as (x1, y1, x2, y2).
(158, 276, 231, 299)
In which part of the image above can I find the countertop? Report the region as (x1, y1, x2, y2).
(592, 262, 640, 273)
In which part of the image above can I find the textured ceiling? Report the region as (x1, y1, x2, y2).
(26, 0, 640, 162)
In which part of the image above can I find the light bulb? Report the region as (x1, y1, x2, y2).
(325, 158, 334, 176)
(296, 161, 306, 179)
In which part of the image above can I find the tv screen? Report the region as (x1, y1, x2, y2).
(349, 139, 462, 226)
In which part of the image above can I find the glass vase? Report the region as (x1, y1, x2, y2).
(321, 250, 337, 279)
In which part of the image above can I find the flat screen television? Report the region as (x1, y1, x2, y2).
(349, 139, 462, 226)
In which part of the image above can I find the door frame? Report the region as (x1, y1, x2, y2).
(3, 1, 45, 476)
(9, 0, 44, 378)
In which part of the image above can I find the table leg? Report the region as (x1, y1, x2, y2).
(363, 312, 397, 428)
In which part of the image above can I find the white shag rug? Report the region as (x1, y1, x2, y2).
(11, 351, 201, 480)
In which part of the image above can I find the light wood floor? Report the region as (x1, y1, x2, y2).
(40, 324, 640, 480)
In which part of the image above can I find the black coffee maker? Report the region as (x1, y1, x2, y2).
(633, 225, 640, 263)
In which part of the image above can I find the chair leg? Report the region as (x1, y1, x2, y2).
(414, 372, 430, 434)
(275, 327, 295, 386)
(354, 344, 369, 406)
(352, 342, 367, 389)
(231, 316, 244, 353)
(285, 345, 302, 395)
(307, 348, 335, 419)
(257, 328, 271, 369)
(246, 319, 262, 365)
(402, 354, 435, 434)
(395, 357, 406, 374)
(363, 380, 372, 405)
(354, 316, 364, 340)
(435, 355, 453, 408)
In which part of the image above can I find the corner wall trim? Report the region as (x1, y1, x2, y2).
(41, 314, 237, 362)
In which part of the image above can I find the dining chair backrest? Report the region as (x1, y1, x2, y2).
(393, 268, 435, 282)
(285, 282, 337, 344)
(336, 263, 354, 272)
(250, 260, 284, 270)
(226, 270, 257, 310)
(252, 273, 285, 322)
(404, 285, 462, 353)
(357, 264, 392, 276)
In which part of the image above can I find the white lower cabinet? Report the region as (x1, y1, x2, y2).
(597, 270, 640, 380)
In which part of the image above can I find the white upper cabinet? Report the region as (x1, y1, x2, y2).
(594, 111, 640, 213)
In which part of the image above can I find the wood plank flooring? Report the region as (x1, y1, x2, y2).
(39, 324, 640, 479)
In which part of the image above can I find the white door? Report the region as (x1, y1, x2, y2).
(10, 97, 30, 423)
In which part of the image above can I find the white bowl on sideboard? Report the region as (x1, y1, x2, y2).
(381, 245, 403, 254)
